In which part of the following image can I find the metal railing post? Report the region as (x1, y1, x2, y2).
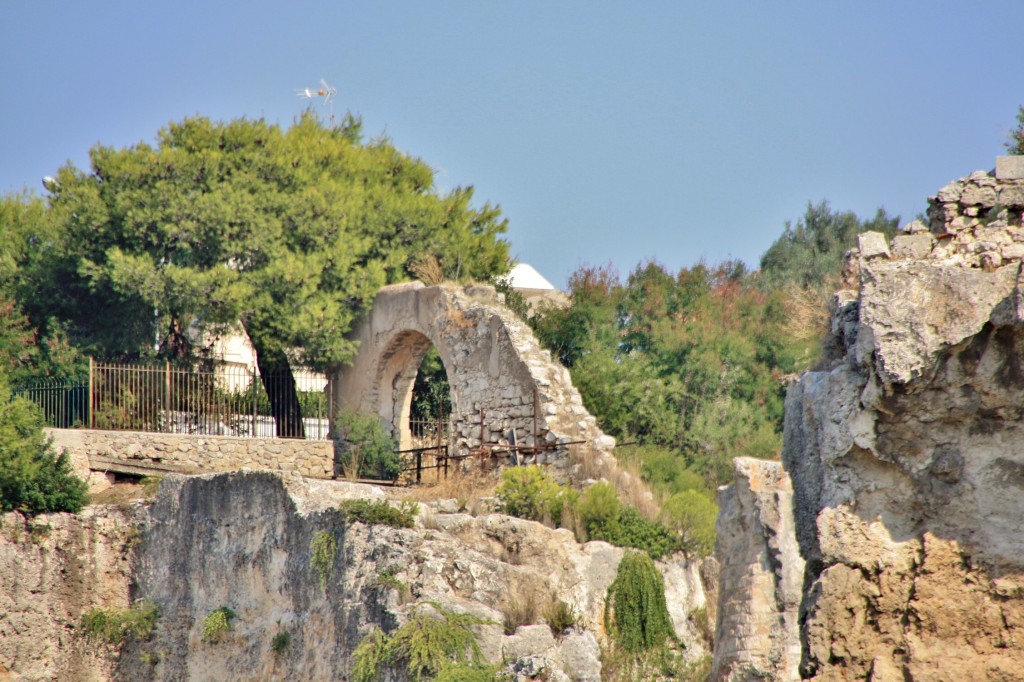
(87, 356, 94, 429)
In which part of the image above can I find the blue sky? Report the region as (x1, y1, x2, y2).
(3, 1, 1023, 288)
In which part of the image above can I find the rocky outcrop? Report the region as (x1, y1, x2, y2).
(770, 163, 1024, 680)
(0, 471, 709, 681)
(0, 506, 139, 681)
(711, 458, 803, 682)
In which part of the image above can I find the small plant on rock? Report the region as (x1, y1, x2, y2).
(351, 602, 492, 682)
(310, 529, 337, 588)
(543, 598, 578, 636)
(80, 599, 160, 646)
(202, 606, 237, 643)
(339, 498, 418, 528)
(271, 629, 291, 657)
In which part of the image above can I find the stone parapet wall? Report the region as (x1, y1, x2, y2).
(47, 428, 334, 482)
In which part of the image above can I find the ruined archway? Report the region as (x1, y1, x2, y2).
(330, 282, 614, 466)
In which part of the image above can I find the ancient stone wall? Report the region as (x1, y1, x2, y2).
(48, 428, 334, 485)
(714, 160, 1024, 681)
(333, 282, 613, 463)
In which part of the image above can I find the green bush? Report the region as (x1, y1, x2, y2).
(310, 530, 337, 588)
(80, 600, 160, 646)
(0, 383, 87, 515)
(577, 481, 620, 540)
(202, 606, 237, 643)
(339, 498, 418, 529)
(351, 602, 491, 682)
(333, 409, 400, 481)
(271, 629, 291, 657)
(661, 489, 718, 557)
(434, 661, 501, 681)
(605, 552, 676, 653)
(496, 465, 576, 526)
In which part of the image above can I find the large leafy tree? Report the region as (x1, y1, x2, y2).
(18, 114, 509, 437)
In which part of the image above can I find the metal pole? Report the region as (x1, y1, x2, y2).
(252, 367, 258, 438)
(88, 356, 94, 429)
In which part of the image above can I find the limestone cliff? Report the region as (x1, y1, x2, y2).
(0, 472, 710, 681)
(715, 163, 1024, 681)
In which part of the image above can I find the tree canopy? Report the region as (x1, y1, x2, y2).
(5, 113, 510, 435)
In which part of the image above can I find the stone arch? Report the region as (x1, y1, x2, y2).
(371, 329, 453, 450)
(331, 282, 614, 465)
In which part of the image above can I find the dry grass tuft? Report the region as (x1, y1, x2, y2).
(409, 254, 446, 286)
(396, 467, 500, 514)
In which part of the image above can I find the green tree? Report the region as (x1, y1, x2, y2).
(25, 114, 509, 437)
(0, 376, 88, 514)
(1007, 105, 1024, 155)
(758, 201, 898, 290)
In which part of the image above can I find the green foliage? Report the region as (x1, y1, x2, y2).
(333, 410, 400, 481)
(605, 552, 676, 653)
(578, 484, 682, 559)
(492, 274, 532, 323)
(271, 629, 291, 657)
(433, 661, 502, 682)
(661, 490, 719, 557)
(338, 498, 418, 529)
(80, 600, 160, 646)
(577, 481, 621, 539)
(0, 380, 87, 515)
(310, 530, 337, 588)
(202, 606, 237, 643)
(409, 346, 451, 426)
(759, 201, 898, 290)
(351, 602, 491, 682)
(1007, 105, 1024, 154)
(495, 465, 577, 527)
(532, 260, 803, 489)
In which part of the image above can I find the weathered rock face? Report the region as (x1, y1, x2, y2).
(779, 165, 1024, 679)
(711, 457, 803, 682)
(0, 507, 139, 681)
(1, 471, 710, 681)
(713, 162, 1024, 681)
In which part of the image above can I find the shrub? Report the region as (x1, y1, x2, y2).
(577, 481, 621, 541)
(0, 384, 87, 515)
(434, 661, 501, 681)
(80, 600, 160, 646)
(543, 599, 578, 636)
(496, 465, 575, 526)
(310, 530, 337, 588)
(605, 552, 676, 653)
(613, 507, 682, 560)
(271, 629, 291, 656)
(333, 410, 400, 481)
(661, 489, 718, 557)
(351, 602, 491, 682)
(339, 498, 418, 528)
(202, 606, 237, 643)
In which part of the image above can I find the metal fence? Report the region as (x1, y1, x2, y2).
(13, 359, 331, 440)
